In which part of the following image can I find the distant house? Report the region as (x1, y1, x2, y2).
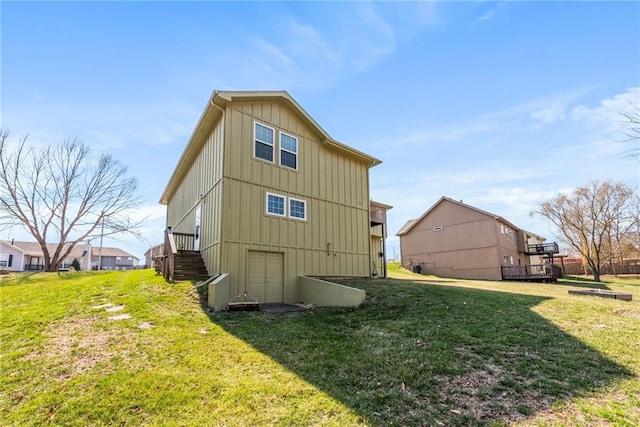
(160, 90, 390, 310)
(92, 247, 139, 270)
(0, 240, 92, 271)
(144, 244, 164, 269)
(397, 197, 561, 281)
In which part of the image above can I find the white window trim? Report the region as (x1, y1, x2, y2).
(254, 121, 275, 163)
(266, 192, 286, 217)
(279, 131, 298, 170)
(288, 197, 307, 221)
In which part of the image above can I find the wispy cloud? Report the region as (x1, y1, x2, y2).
(473, 1, 505, 23)
(570, 87, 639, 130)
(4, 98, 198, 149)
(530, 103, 566, 124)
(202, 2, 440, 94)
(370, 87, 639, 248)
(345, 3, 397, 72)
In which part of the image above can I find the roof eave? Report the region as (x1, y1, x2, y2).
(159, 91, 226, 205)
(160, 90, 382, 204)
(323, 138, 381, 168)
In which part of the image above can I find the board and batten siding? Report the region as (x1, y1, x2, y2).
(166, 117, 225, 277)
(219, 101, 372, 301)
(400, 200, 505, 280)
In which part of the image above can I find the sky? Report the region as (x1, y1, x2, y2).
(2, 1, 639, 262)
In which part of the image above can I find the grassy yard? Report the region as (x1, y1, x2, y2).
(1, 267, 639, 426)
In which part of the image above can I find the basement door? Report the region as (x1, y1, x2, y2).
(246, 251, 284, 303)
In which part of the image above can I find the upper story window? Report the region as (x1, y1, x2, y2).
(254, 122, 275, 162)
(280, 132, 298, 170)
(266, 192, 286, 217)
(289, 198, 306, 220)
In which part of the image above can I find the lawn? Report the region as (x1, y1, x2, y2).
(1, 267, 639, 426)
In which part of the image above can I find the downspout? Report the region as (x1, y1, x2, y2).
(210, 98, 225, 182)
(209, 98, 225, 272)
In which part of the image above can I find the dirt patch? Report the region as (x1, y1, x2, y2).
(436, 362, 554, 424)
(613, 308, 640, 319)
(23, 318, 112, 380)
(25, 317, 140, 381)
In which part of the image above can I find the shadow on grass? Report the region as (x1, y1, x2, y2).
(557, 275, 611, 290)
(0, 271, 50, 286)
(208, 279, 632, 426)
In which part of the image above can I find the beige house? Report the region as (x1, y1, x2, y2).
(397, 197, 561, 281)
(160, 90, 389, 310)
(0, 240, 92, 271)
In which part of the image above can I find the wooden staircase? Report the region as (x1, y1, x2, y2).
(172, 251, 209, 281)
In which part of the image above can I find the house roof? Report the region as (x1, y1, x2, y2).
(396, 219, 416, 236)
(396, 196, 521, 236)
(92, 247, 139, 259)
(371, 200, 393, 210)
(521, 229, 546, 241)
(2, 240, 90, 258)
(0, 240, 28, 255)
(160, 90, 382, 205)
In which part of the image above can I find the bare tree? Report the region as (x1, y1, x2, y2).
(535, 181, 637, 282)
(620, 103, 640, 159)
(0, 130, 143, 272)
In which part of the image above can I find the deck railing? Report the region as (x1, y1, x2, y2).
(501, 263, 563, 281)
(172, 232, 195, 251)
(526, 242, 559, 254)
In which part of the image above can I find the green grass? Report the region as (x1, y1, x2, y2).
(1, 267, 639, 426)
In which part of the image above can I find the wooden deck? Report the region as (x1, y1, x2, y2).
(501, 264, 563, 282)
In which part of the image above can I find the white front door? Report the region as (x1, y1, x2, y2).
(194, 204, 201, 251)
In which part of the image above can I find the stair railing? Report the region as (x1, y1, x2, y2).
(163, 227, 178, 281)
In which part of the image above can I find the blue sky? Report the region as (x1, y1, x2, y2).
(2, 1, 639, 261)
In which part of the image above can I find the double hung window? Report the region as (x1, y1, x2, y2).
(280, 132, 298, 170)
(254, 123, 275, 162)
(254, 122, 298, 170)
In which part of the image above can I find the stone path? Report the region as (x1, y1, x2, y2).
(92, 302, 152, 328)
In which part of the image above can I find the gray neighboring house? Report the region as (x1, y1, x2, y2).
(0, 240, 92, 271)
(92, 247, 139, 270)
